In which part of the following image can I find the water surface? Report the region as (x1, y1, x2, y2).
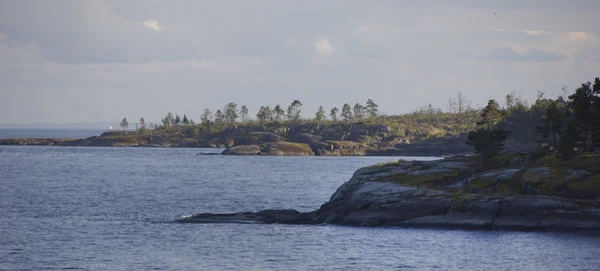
(1, 146, 599, 270)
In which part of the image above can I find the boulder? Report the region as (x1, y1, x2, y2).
(221, 144, 261, 155)
(221, 142, 314, 156)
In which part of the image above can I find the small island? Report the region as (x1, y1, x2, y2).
(176, 78, 600, 232)
(2, 94, 531, 157)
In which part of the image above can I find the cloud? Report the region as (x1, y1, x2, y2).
(314, 37, 334, 56)
(490, 46, 566, 62)
(142, 20, 163, 31)
(567, 31, 590, 43)
(523, 30, 552, 36)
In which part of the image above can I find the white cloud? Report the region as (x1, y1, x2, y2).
(523, 30, 552, 36)
(567, 31, 590, 43)
(314, 37, 334, 56)
(142, 20, 163, 31)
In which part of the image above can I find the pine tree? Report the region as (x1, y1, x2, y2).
(537, 100, 564, 150)
(466, 128, 510, 167)
(201, 109, 212, 125)
(273, 105, 285, 123)
(120, 117, 129, 131)
(214, 110, 224, 127)
(162, 112, 174, 129)
(257, 106, 272, 125)
(224, 103, 238, 124)
(568, 82, 596, 151)
(174, 115, 181, 125)
(353, 103, 365, 120)
(366, 99, 378, 120)
(182, 114, 189, 125)
(341, 103, 352, 122)
(466, 99, 510, 167)
(139, 117, 146, 129)
(240, 105, 249, 123)
(478, 100, 504, 129)
(286, 100, 302, 122)
(315, 106, 325, 123)
(330, 107, 339, 122)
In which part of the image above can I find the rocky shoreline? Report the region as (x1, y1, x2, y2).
(177, 155, 600, 232)
(0, 131, 475, 157)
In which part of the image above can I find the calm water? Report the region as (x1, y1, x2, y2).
(0, 128, 106, 139)
(1, 146, 599, 270)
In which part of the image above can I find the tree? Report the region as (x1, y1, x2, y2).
(558, 122, 577, 160)
(240, 105, 249, 123)
(561, 86, 570, 100)
(257, 106, 272, 125)
(505, 92, 515, 111)
(593, 77, 600, 149)
(457, 92, 468, 114)
(353, 103, 366, 121)
(448, 97, 457, 113)
(273, 105, 285, 123)
(214, 110, 224, 127)
(162, 112, 174, 129)
(315, 106, 326, 123)
(182, 114, 189, 125)
(330, 107, 339, 122)
(467, 99, 510, 167)
(537, 99, 564, 150)
(120, 117, 129, 131)
(224, 102, 238, 124)
(201, 109, 212, 125)
(478, 100, 504, 129)
(174, 115, 181, 125)
(466, 128, 510, 167)
(286, 100, 302, 122)
(341, 103, 352, 122)
(568, 81, 597, 151)
(366, 99, 378, 120)
(138, 117, 147, 134)
(139, 117, 146, 129)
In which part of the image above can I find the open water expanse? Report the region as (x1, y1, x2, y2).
(1, 145, 600, 270)
(0, 128, 107, 139)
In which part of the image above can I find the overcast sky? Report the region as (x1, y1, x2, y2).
(1, 0, 599, 124)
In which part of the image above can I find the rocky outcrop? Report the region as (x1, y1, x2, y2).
(222, 142, 314, 156)
(178, 210, 318, 225)
(221, 144, 262, 155)
(177, 155, 600, 232)
(0, 138, 74, 146)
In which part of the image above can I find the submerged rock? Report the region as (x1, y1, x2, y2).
(178, 210, 318, 224)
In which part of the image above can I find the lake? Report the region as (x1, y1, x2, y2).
(1, 146, 599, 270)
(0, 128, 107, 139)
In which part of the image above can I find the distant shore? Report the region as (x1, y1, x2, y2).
(0, 130, 479, 157)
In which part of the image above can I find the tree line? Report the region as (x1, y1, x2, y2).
(466, 77, 600, 166)
(132, 99, 384, 130)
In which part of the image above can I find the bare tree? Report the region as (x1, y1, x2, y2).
(457, 92, 468, 114)
(561, 85, 569, 99)
(448, 97, 457, 113)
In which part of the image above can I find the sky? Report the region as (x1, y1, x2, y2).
(1, 0, 599, 124)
